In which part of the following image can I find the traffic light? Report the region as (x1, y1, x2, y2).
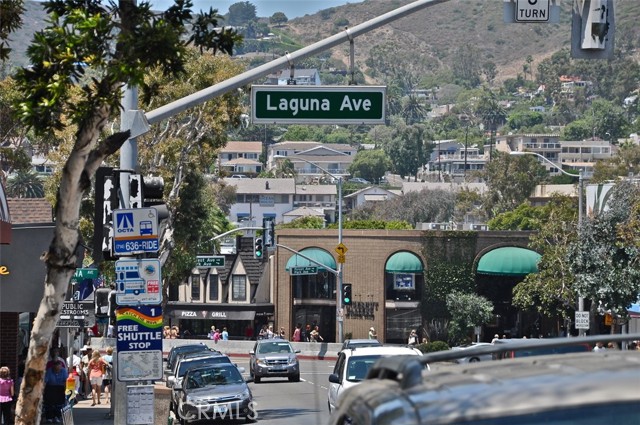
(263, 218, 275, 248)
(254, 236, 264, 260)
(571, 0, 615, 59)
(342, 283, 352, 306)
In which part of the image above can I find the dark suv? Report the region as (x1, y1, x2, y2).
(249, 339, 300, 383)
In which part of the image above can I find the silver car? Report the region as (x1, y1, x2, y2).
(174, 363, 255, 424)
(249, 339, 300, 383)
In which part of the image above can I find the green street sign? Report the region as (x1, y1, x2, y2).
(251, 85, 386, 125)
(196, 255, 225, 268)
(290, 266, 318, 276)
(71, 268, 99, 284)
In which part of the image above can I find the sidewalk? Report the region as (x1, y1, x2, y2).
(69, 396, 113, 425)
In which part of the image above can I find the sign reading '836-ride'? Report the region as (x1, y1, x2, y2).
(251, 85, 386, 125)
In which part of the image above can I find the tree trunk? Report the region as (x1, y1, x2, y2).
(14, 112, 128, 425)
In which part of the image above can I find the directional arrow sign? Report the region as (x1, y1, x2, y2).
(335, 243, 348, 255)
(252, 85, 386, 125)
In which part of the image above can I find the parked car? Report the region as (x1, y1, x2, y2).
(329, 334, 640, 425)
(249, 339, 300, 383)
(492, 337, 591, 359)
(174, 363, 255, 424)
(450, 342, 493, 363)
(168, 351, 236, 414)
(348, 177, 370, 184)
(229, 174, 249, 179)
(340, 339, 382, 350)
(327, 345, 423, 413)
(165, 343, 211, 374)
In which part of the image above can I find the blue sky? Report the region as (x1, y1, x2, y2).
(146, 1, 363, 18)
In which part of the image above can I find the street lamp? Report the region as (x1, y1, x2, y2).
(510, 151, 585, 335)
(273, 155, 345, 343)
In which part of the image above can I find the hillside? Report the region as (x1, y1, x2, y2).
(285, 0, 640, 84)
(5, 0, 640, 83)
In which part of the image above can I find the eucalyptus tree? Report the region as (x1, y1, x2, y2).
(568, 181, 640, 324)
(6, 2, 240, 422)
(481, 152, 547, 218)
(511, 195, 580, 327)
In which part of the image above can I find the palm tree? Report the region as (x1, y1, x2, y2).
(475, 90, 506, 161)
(6, 169, 45, 198)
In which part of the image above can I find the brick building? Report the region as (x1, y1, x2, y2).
(272, 228, 539, 344)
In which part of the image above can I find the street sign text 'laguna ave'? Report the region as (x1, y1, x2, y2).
(252, 85, 386, 125)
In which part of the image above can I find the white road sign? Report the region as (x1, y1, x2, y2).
(115, 259, 162, 305)
(515, 0, 550, 22)
(113, 208, 159, 254)
(575, 311, 590, 330)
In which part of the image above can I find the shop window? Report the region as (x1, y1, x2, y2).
(385, 273, 423, 302)
(232, 275, 246, 301)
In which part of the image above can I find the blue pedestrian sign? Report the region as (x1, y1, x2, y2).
(113, 208, 159, 254)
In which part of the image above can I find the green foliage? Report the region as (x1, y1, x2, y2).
(568, 181, 640, 317)
(0, 0, 24, 61)
(333, 17, 349, 28)
(446, 291, 494, 346)
(511, 195, 578, 321)
(6, 169, 44, 197)
(269, 12, 288, 26)
(416, 340, 449, 353)
(481, 152, 547, 218)
(506, 110, 544, 131)
(12, 1, 239, 135)
(278, 216, 325, 229)
(227, 1, 256, 26)
(339, 219, 412, 230)
(347, 149, 392, 183)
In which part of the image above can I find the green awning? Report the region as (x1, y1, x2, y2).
(286, 248, 336, 271)
(385, 252, 423, 273)
(476, 247, 541, 276)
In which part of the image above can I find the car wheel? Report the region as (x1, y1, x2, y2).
(254, 375, 261, 383)
(469, 357, 480, 363)
(288, 373, 300, 382)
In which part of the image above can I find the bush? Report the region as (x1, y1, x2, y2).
(416, 340, 450, 354)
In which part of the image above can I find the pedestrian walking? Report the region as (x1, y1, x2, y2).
(0, 366, 14, 425)
(368, 327, 377, 340)
(87, 350, 108, 406)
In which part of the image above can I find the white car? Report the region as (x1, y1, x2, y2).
(327, 345, 423, 413)
(451, 342, 494, 363)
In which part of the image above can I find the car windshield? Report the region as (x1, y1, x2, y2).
(184, 365, 245, 390)
(345, 355, 382, 382)
(257, 342, 292, 354)
(178, 356, 230, 377)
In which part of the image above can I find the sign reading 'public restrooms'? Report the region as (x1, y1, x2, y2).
(251, 85, 386, 125)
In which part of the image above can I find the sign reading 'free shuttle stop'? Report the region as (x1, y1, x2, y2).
(251, 85, 386, 125)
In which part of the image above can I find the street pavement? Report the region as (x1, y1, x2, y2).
(68, 396, 113, 425)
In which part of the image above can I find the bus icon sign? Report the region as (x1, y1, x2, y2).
(115, 259, 162, 305)
(113, 208, 159, 255)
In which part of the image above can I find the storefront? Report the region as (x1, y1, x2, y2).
(286, 247, 337, 342)
(165, 302, 274, 340)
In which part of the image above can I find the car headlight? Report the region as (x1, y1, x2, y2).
(288, 357, 298, 365)
(256, 359, 266, 365)
(239, 389, 251, 400)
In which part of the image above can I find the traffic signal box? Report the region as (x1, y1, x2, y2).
(342, 283, 352, 306)
(570, 0, 615, 59)
(93, 167, 167, 263)
(254, 236, 264, 260)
